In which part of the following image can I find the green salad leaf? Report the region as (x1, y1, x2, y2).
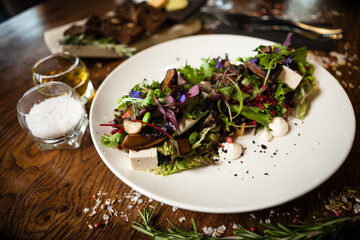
(100, 132, 126, 147)
(153, 153, 214, 176)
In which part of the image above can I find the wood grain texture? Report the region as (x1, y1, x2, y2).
(0, 0, 360, 239)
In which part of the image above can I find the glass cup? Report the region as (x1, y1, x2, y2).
(17, 81, 89, 150)
(32, 52, 95, 104)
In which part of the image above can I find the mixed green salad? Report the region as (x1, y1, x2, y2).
(100, 33, 318, 176)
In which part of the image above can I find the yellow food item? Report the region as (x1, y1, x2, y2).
(165, 0, 188, 11)
(148, 0, 168, 9)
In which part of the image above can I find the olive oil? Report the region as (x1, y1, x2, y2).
(33, 54, 91, 98)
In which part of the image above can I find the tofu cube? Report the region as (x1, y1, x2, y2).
(278, 65, 303, 90)
(129, 148, 158, 170)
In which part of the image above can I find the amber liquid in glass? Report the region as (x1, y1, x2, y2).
(33, 56, 90, 97)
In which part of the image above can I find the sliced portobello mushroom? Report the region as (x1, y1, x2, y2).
(121, 134, 167, 150)
(161, 68, 178, 92)
(245, 60, 283, 82)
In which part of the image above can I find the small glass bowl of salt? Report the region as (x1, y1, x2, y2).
(17, 81, 88, 150)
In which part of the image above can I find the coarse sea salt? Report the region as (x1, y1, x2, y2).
(26, 95, 84, 139)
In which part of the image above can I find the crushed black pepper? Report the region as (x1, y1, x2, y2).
(261, 144, 267, 149)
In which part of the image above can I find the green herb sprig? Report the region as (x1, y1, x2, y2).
(132, 204, 360, 239)
(59, 35, 137, 57)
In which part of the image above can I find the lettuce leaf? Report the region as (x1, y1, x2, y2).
(100, 132, 126, 147)
(178, 58, 217, 84)
(230, 105, 271, 128)
(152, 153, 214, 176)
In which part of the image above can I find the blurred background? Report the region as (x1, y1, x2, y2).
(0, 0, 46, 22)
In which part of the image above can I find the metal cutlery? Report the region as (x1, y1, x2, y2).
(201, 7, 343, 40)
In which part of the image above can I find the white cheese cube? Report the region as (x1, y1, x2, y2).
(129, 148, 158, 170)
(278, 65, 302, 90)
(175, 118, 198, 135)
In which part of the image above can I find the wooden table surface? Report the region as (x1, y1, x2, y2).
(1, 0, 359, 239)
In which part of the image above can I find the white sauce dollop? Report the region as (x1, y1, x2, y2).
(269, 117, 289, 137)
(218, 141, 243, 160)
(258, 129, 273, 142)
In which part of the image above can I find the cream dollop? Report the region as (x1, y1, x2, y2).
(258, 129, 273, 142)
(269, 117, 289, 137)
(218, 141, 243, 160)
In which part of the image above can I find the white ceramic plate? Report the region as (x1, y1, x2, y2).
(89, 35, 355, 213)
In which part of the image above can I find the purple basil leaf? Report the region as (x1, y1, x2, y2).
(166, 95, 176, 103)
(165, 109, 178, 129)
(178, 74, 188, 85)
(282, 32, 294, 47)
(153, 95, 165, 115)
(188, 84, 199, 98)
(212, 89, 220, 100)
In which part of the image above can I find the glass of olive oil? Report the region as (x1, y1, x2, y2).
(32, 52, 94, 104)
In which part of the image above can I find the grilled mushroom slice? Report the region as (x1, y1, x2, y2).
(245, 60, 282, 82)
(161, 68, 178, 92)
(121, 134, 166, 150)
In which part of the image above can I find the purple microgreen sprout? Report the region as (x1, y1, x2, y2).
(221, 67, 231, 85)
(166, 95, 176, 103)
(282, 32, 294, 47)
(165, 109, 178, 129)
(187, 84, 200, 98)
(273, 47, 280, 53)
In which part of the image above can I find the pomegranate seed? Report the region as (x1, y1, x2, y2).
(260, 105, 265, 110)
(118, 128, 124, 134)
(250, 227, 256, 232)
(265, 100, 270, 104)
(226, 137, 233, 144)
(293, 217, 300, 223)
(220, 144, 224, 149)
(117, 145, 122, 150)
(352, 46, 356, 51)
(270, 110, 275, 116)
(110, 129, 117, 135)
(93, 195, 97, 199)
(272, 100, 276, 106)
(251, 121, 257, 125)
(94, 223, 100, 228)
(293, 206, 300, 212)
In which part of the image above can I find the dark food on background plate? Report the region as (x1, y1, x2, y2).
(63, 2, 167, 45)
